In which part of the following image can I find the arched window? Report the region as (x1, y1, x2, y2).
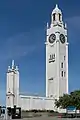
(61, 71, 63, 77)
(61, 62, 63, 68)
(59, 13, 61, 21)
(53, 13, 55, 21)
(64, 56, 65, 60)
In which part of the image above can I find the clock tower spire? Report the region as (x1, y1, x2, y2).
(46, 5, 68, 99)
(51, 4, 63, 27)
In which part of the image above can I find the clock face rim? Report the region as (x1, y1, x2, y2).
(48, 34, 56, 44)
(60, 34, 65, 44)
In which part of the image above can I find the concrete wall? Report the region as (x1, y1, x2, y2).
(46, 10, 68, 99)
(6, 71, 14, 108)
(19, 95, 55, 111)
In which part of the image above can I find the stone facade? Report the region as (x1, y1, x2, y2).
(46, 4, 68, 99)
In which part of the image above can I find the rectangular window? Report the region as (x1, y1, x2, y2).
(61, 71, 63, 77)
(59, 13, 61, 21)
(50, 95, 53, 97)
(61, 62, 63, 68)
(53, 13, 55, 21)
(64, 56, 65, 60)
(49, 55, 51, 60)
(64, 72, 66, 77)
(49, 54, 55, 63)
(48, 77, 53, 81)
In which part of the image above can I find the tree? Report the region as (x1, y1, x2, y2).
(55, 90, 80, 109)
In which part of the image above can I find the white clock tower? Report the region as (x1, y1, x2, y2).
(46, 5, 68, 99)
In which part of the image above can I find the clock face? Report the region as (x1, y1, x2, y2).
(49, 34, 56, 43)
(60, 34, 65, 44)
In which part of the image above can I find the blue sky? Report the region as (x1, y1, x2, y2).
(0, 0, 80, 105)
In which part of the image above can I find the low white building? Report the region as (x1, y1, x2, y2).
(6, 4, 68, 111)
(19, 95, 55, 111)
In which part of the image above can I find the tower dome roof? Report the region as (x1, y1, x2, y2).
(52, 4, 62, 15)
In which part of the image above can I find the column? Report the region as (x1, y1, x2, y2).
(45, 42, 48, 97)
(66, 43, 69, 94)
(56, 38, 59, 99)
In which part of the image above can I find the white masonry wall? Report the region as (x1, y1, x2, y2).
(14, 68, 19, 107)
(46, 5, 68, 99)
(19, 95, 55, 111)
(6, 71, 14, 108)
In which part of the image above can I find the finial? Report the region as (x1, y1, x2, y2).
(65, 23, 67, 28)
(55, 4, 59, 10)
(8, 66, 10, 69)
(8, 66, 11, 71)
(16, 66, 18, 71)
(12, 60, 14, 69)
(47, 22, 49, 28)
(56, 4, 58, 8)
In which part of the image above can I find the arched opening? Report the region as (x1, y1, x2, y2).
(59, 13, 61, 21)
(53, 13, 55, 21)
